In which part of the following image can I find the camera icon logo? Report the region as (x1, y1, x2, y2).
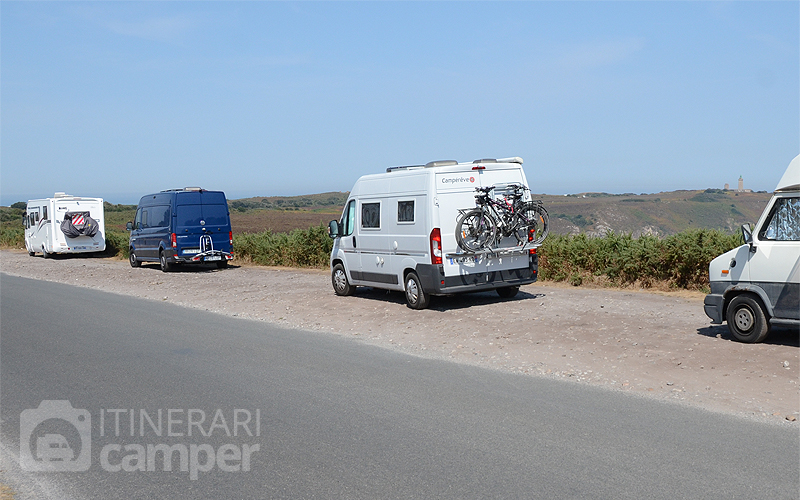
(20, 400, 91, 472)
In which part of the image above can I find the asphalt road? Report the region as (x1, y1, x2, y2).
(1, 274, 798, 499)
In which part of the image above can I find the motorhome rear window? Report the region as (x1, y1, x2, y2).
(361, 203, 380, 229)
(397, 201, 414, 223)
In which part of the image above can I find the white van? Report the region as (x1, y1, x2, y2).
(704, 155, 800, 342)
(24, 193, 106, 257)
(327, 157, 540, 309)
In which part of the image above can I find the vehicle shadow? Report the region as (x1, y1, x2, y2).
(138, 263, 238, 273)
(696, 324, 799, 347)
(350, 287, 545, 311)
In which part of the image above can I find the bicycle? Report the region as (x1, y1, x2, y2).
(455, 184, 549, 252)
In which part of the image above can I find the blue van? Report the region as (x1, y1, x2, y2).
(127, 188, 233, 272)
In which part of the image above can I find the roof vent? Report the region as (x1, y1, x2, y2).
(496, 157, 523, 164)
(53, 192, 70, 198)
(425, 160, 458, 168)
(473, 159, 497, 163)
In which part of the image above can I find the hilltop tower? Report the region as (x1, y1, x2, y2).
(738, 176, 744, 192)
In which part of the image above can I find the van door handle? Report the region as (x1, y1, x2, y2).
(352, 236, 357, 248)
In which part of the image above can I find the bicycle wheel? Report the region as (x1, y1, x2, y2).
(456, 208, 497, 252)
(514, 202, 549, 246)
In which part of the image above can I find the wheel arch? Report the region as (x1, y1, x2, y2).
(723, 286, 773, 320)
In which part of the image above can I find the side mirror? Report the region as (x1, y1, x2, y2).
(126, 221, 133, 231)
(328, 220, 340, 239)
(741, 223, 755, 252)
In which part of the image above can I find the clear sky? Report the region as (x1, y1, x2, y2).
(1, 1, 798, 205)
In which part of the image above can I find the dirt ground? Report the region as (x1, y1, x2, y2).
(1, 249, 797, 425)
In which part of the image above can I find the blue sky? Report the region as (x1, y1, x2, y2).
(1, 1, 798, 205)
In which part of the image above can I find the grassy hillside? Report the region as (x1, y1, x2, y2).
(537, 189, 770, 236)
(1, 189, 771, 238)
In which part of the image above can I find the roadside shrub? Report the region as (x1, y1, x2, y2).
(539, 229, 742, 290)
(234, 224, 332, 268)
(104, 229, 129, 258)
(0, 228, 24, 248)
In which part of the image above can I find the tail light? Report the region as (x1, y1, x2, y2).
(528, 228, 536, 242)
(529, 248, 537, 255)
(229, 231, 233, 246)
(430, 228, 442, 265)
(171, 233, 177, 248)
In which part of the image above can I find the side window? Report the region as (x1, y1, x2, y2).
(35, 211, 40, 223)
(134, 208, 142, 230)
(142, 209, 149, 229)
(42, 206, 48, 221)
(761, 197, 800, 241)
(397, 200, 414, 223)
(23, 212, 28, 229)
(151, 205, 171, 228)
(341, 200, 356, 236)
(361, 202, 380, 229)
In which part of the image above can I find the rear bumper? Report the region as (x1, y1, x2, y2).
(172, 249, 233, 264)
(417, 253, 538, 295)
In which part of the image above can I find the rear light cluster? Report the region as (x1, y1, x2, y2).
(171, 233, 177, 248)
(430, 228, 442, 265)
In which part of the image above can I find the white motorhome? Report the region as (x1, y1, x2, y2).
(704, 155, 800, 342)
(24, 193, 106, 257)
(327, 157, 540, 309)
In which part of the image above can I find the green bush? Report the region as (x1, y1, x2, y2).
(539, 229, 742, 289)
(234, 224, 332, 268)
(104, 229, 129, 258)
(0, 228, 24, 248)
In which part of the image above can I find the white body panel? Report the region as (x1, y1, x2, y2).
(706, 155, 800, 324)
(24, 195, 106, 255)
(331, 158, 536, 295)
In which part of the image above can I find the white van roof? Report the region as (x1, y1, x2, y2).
(776, 154, 800, 192)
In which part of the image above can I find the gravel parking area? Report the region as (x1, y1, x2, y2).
(1, 249, 797, 424)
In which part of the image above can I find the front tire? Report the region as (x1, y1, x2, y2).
(159, 250, 173, 273)
(129, 249, 141, 268)
(332, 263, 355, 296)
(42, 247, 50, 259)
(726, 294, 770, 343)
(404, 272, 430, 309)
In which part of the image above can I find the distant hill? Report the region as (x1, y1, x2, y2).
(535, 189, 771, 236)
(1, 189, 772, 237)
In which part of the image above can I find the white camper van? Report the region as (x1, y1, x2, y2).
(704, 155, 800, 342)
(328, 157, 540, 309)
(24, 193, 106, 257)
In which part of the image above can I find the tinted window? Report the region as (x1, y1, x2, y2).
(361, 203, 380, 229)
(761, 197, 800, 241)
(134, 208, 142, 230)
(142, 205, 170, 228)
(398, 201, 414, 223)
(177, 205, 202, 227)
(202, 204, 229, 226)
(341, 200, 355, 236)
(42, 206, 48, 221)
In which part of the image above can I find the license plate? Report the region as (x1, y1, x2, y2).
(206, 256, 222, 261)
(449, 256, 477, 264)
(183, 249, 200, 255)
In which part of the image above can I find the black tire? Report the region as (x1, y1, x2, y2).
(496, 286, 520, 298)
(726, 294, 770, 343)
(42, 247, 50, 259)
(514, 203, 549, 246)
(456, 209, 496, 252)
(129, 249, 141, 268)
(159, 250, 173, 273)
(28, 249, 35, 257)
(216, 260, 228, 269)
(331, 263, 355, 296)
(404, 271, 430, 309)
